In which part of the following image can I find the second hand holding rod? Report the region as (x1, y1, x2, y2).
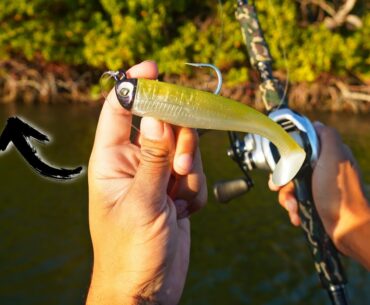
(215, 1, 349, 304)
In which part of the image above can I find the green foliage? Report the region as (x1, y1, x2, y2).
(254, 0, 369, 82)
(0, 0, 369, 84)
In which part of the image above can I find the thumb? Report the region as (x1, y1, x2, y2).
(131, 117, 175, 204)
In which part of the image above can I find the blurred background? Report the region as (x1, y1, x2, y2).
(0, 0, 369, 304)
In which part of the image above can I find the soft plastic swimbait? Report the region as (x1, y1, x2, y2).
(115, 77, 306, 186)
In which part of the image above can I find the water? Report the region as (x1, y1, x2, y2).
(0, 104, 369, 305)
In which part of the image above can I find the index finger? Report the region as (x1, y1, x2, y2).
(92, 61, 158, 151)
(173, 127, 199, 175)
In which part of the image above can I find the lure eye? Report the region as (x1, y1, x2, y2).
(118, 82, 134, 98)
(115, 79, 137, 110)
(120, 88, 130, 96)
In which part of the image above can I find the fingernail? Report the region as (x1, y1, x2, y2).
(175, 154, 193, 175)
(141, 117, 163, 140)
(286, 199, 297, 212)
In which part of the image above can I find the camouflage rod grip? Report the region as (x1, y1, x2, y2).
(294, 164, 347, 292)
(235, 2, 285, 110)
(235, 2, 272, 67)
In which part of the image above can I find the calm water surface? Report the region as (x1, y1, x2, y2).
(0, 104, 369, 305)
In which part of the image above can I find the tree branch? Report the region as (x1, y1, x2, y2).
(300, 0, 362, 29)
(324, 0, 362, 29)
(336, 81, 370, 103)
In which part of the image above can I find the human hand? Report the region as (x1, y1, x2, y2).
(87, 61, 207, 305)
(269, 122, 370, 267)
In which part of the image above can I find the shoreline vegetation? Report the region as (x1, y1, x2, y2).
(1, 1, 369, 112)
(1, 58, 369, 113)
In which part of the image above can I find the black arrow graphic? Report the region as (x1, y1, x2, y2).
(0, 117, 82, 180)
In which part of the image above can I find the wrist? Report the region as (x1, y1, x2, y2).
(86, 279, 135, 305)
(87, 288, 161, 305)
(86, 267, 164, 305)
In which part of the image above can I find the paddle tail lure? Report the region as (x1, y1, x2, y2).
(114, 76, 305, 186)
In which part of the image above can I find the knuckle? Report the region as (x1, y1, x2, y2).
(177, 172, 207, 214)
(193, 172, 207, 194)
(179, 127, 199, 147)
(197, 175, 207, 197)
(196, 175, 208, 202)
(278, 191, 286, 206)
(190, 186, 208, 213)
(180, 171, 207, 197)
(141, 145, 171, 165)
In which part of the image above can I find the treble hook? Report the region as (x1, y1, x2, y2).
(185, 63, 223, 95)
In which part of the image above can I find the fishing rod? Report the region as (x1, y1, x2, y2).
(214, 1, 349, 304)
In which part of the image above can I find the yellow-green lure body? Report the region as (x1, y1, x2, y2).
(116, 78, 305, 186)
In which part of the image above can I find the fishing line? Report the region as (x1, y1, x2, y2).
(279, 47, 290, 108)
(216, 0, 224, 64)
(199, 0, 224, 93)
(266, 0, 290, 108)
(213, 0, 224, 93)
(99, 71, 117, 101)
(99, 71, 124, 117)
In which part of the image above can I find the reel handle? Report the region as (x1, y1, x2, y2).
(213, 177, 253, 203)
(294, 164, 348, 304)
